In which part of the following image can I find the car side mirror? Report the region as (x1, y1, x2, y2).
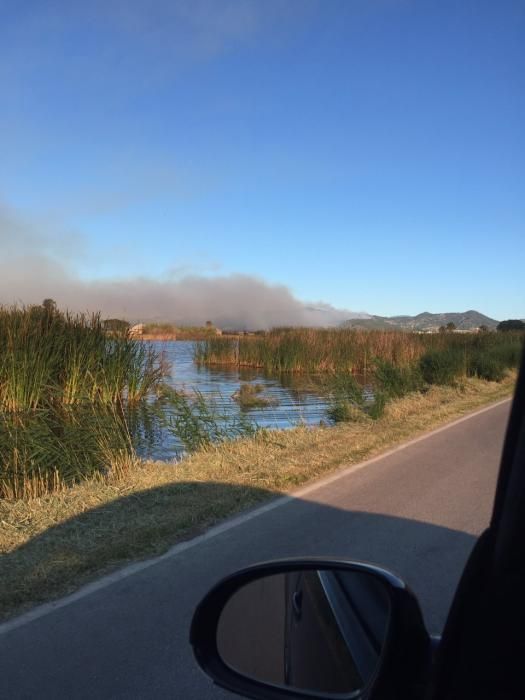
(190, 559, 432, 699)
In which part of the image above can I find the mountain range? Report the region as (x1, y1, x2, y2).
(341, 310, 498, 331)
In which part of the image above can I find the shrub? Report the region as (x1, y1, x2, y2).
(488, 341, 523, 369)
(373, 359, 424, 398)
(497, 320, 525, 332)
(468, 353, 506, 382)
(103, 318, 130, 333)
(419, 349, 465, 385)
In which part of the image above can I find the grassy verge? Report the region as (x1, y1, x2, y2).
(0, 373, 515, 622)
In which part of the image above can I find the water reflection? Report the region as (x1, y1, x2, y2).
(128, 341, 337, 461)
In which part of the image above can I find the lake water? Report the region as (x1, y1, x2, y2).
(134, 340, 337, 461)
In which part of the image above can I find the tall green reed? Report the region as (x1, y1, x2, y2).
(0, 305, 167, 411)
(0, 305, 167, 499)
(164, 388, 256, 452)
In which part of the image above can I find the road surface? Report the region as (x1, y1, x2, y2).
(0, 400, 511, 699)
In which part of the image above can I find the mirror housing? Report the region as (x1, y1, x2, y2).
(190, 559, 431, 700)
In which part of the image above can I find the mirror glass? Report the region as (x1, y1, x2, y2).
(216, 567, 391, 698)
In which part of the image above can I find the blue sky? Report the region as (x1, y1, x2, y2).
(1, 0, 523, 320)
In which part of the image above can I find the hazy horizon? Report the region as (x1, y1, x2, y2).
(0, 198, 515, 329)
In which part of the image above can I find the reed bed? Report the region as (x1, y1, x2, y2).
(194, 337, 239, 364)
(0, 305, 167, 499)
(0, 306, 166, 411)
(195, 329, 430, 372)
(195, 328, 524, 375)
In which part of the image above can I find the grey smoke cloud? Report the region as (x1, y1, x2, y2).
(0, 255, 360, 329)
(0, 203, 364, 329)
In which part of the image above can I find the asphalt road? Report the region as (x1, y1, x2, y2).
(0, 400, 511, 699)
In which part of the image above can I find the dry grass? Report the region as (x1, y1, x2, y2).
(0, 372, 516, 621)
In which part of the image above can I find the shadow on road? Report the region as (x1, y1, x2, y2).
(3, 479, 477, 629)
(1, 481, 480, 698)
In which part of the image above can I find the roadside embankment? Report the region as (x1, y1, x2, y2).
(0, 372, 515, 621)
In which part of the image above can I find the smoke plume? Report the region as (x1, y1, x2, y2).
(0, 205, 364, 329)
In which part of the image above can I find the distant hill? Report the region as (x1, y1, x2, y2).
(340, 317, 394, 330)
(341, 310, 498, 331)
